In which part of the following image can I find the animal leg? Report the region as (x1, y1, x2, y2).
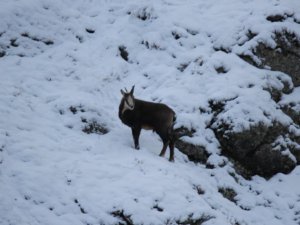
(169, 141, 175, 162)
(159, 140, 169, 157)
(132, 127, 141, 150)
(158, 130, 169, 157)
(168, 127, 176, 162)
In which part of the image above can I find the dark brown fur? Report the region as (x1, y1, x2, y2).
(119, 87, 176, 161)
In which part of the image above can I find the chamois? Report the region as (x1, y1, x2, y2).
(118, 86, 176, 161)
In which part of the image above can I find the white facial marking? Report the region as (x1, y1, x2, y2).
(122, 95, 135, 114)
(126, 96, 134, 108)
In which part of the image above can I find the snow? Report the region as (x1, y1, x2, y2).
(1, 0, 300, 224)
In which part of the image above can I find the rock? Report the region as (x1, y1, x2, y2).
(0, 50, 5, 57)
(174, 127, 209, 164)
(250, 144, 296, 176)
(286, 131, 300, 164)
(119, 46, 129, 62)
(281, 102, 300, 125)
(279, 90, 300, 163)
(175, 139, 209, 164)
(240, 31, 300, 87)
(263, 73, 294, 102)
(212, 121, 296, 178)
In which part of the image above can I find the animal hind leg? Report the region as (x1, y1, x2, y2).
(168, 127, 176, 162)
(158, 130, 169, 157)
(169, 140, 175, 162)
(132, 127, 141, 150)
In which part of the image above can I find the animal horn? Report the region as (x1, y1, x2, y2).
(130, 85, 135, 94)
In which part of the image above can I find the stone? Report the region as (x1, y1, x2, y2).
(212, 121, 296, 178)
(240, 31, 300, 87)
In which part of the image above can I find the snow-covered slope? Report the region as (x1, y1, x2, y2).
(1, 0, 300, 224)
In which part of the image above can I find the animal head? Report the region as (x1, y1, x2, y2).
(120, 85, 135, 111)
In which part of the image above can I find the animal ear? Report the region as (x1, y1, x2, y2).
(120, 89, 125, 96)
(130, 85, 135, 95)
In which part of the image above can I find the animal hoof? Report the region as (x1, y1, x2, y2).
(169, 158, 175, 162)
(135, 145, 140, 150)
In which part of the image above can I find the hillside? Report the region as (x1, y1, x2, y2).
(1, 0, 300, 224)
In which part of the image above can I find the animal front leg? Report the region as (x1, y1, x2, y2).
(159, 141, 169, 157)
(132, 127, 141, 150)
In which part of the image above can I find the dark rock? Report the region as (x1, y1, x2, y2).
(0, 50, 5, 57)
(69, 106, 78, 114)
(193, 185, 205, 195)
(174, 127, 209, 164)
(119, 46, 129, 61)
(214, 122, 273, 159)
(208, 98, 238, 115)
(266, 14, 286, 22)
(266, 13, 294, 22)
(226, 157, 254, 180)
(263, 73, 294, 102)
(85, 28, 95, 34)
(172, 31, 181, 40)
(250, 144, 296, 176)
(152, 204, 164, 212)
(291, 146, 300, 165)
(174, 126, 196, 138)
(215, 66, 228, 74)
(69, 105, 85, 114)
(287, 132, 300, 164)
(10, 38, 18, 47)
(212, 120, 296, 178)
(43, 40, 54, 45)
(280, 100, 300, 163)
(246, 30, 257, 42)
(175, 139, 209, 164)
(281, 103, 300, 125)
(240, 31, 300, 87)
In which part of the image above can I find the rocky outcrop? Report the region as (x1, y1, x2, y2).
(211, 118, 296, 178)
(175, 30, 300, 179)
(240, 31, 300, 87)
(174, 127, 209, 164)
(207, 91, 299, 178)
(175, 139, 209, 164)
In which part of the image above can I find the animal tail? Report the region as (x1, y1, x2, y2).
(173, 112, 177, 124)
(168, 112, 177, 142)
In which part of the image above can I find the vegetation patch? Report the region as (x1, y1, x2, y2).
(218, 187, 237, 203)
(82, 120, 108, 135)
(111, 210, 134, 225)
